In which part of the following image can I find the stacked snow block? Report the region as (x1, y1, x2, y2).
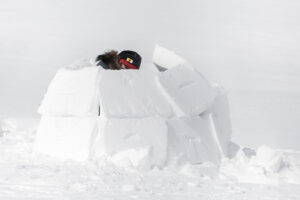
(38, 67, 100, 117)
(97, 68, 173, 118)
(34, 66, 100, 161)
(158, 67, 232, 164)
(34, 45, 232, 168)
(93, 67, 172, 168)
(158, 65, 218, 116)
(35, 116, 98, 161)
(94, 65, 231, 167)
(94, 118, 168, 169)
(153, 45, 232, 164)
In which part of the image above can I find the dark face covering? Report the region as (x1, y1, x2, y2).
(97, 60, 109, 69)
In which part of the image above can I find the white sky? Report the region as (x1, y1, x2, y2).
(0, 0, 299, 150)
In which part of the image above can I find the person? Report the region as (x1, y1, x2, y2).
(118, 50, 142, 70)
(95, 50, 120, 70)
(95, 50, 142, 116)
(95, 50, 142, 70)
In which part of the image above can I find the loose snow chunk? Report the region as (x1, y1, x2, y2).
(34, 116, 98, 161)
(111, 148, 151, 168)
(38, 67, 100, 117)
(152, 44, 187, 70)
(158, 66, 218, 116)
(98, 70, 173, 118)
(95, 117, 168, 169)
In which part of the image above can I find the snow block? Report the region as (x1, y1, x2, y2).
(38, 67, 100, 117)
(204, 89, 232, 157)
(94, 117, 168, 168)
(158, 65, 218, 116)
(152, 44, 187, 70)
(34, 116, 98, 161)
(166, 116, 222, 165)
(98, 69, 173, 118)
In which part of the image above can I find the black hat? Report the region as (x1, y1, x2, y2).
(118, 50, 142, 69)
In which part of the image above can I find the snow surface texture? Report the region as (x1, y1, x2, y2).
(220, 146, 300, 184)
(34, 45, 232, 169)
(1, 119, 300, 199)
(34, 116, 98, 161)
(38, 66, 100, 117)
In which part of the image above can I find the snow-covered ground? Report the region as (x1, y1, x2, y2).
(1, 118, 300, 199)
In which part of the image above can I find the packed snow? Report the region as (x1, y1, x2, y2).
(1, 118, 300, 199)
(38, 66, 100, 117)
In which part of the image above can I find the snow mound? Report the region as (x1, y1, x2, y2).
(34, 45, 233, 169)
(1, 118, 38, 136)
(220, 146, 300, 184)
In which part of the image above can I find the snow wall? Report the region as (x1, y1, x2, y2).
(34, 45, 232, 169)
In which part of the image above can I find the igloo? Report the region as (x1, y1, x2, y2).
(34, 45, 232, 169)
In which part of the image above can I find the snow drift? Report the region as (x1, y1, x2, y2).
(34, 45, 232, 169)
(220, 146, 300, 184)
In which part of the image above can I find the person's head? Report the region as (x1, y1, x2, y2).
(96, 50, 121, 70)
(118, 50, 142, 70)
